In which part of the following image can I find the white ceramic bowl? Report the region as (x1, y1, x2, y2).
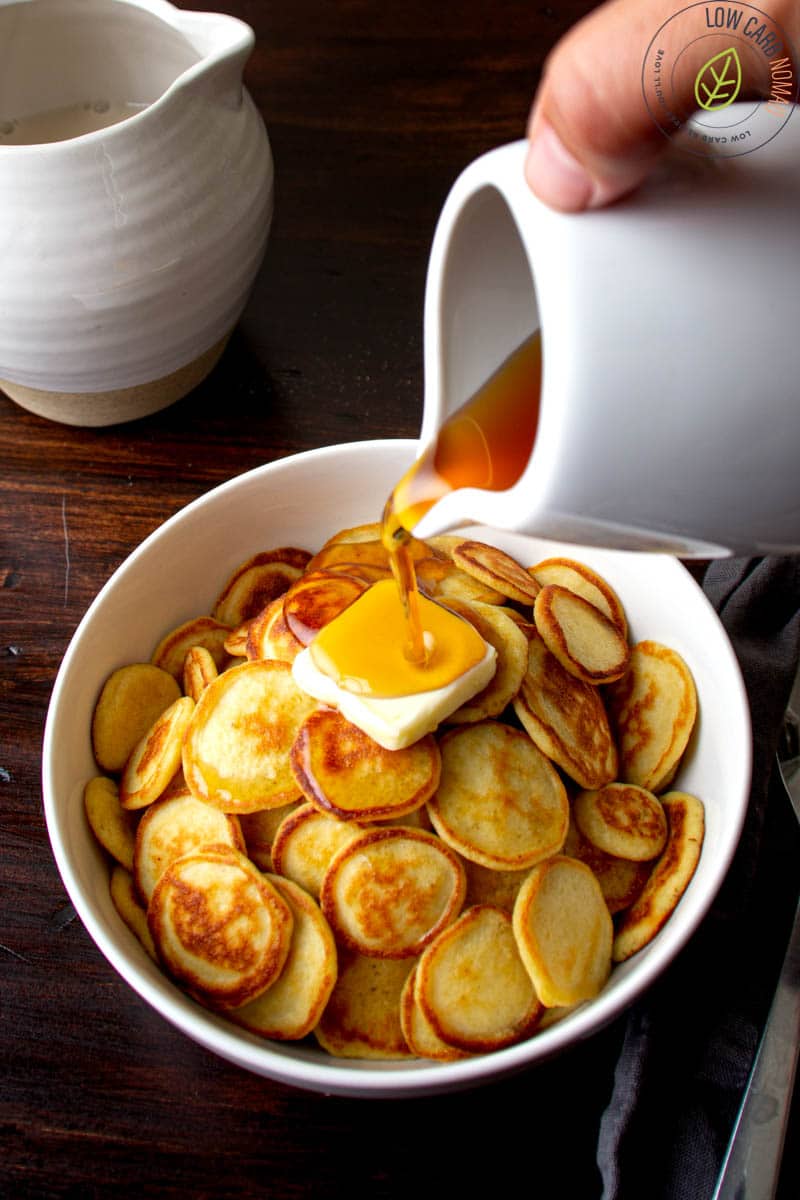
(43, 439, 751, 1097)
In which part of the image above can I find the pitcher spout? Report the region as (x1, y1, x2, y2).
(165, 6, 254, 109)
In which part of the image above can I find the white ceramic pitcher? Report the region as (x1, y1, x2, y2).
(0, 0, 272, 426)
(414, 113, 800, 556)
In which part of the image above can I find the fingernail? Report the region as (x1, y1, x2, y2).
(525, 121, 595, 212)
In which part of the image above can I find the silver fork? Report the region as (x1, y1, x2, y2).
(712, 679, 800, 1200)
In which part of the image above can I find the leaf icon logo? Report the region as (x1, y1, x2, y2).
(694, 47, 742, 110)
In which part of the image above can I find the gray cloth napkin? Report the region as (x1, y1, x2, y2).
(597, 557, 800, 1200)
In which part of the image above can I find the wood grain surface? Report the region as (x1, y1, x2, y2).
(2, 3, 794, 1198)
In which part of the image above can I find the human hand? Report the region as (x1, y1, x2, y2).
(525, 0, 799, 210)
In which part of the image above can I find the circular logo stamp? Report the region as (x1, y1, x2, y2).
(642, 2, 798, 156)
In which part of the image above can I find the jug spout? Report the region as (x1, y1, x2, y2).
(167, 6, 255, 108)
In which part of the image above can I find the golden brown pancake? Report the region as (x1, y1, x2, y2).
(150, 616, 232, 680)
(320, 826, 466, 958)
(291, 708, 441, 822)
(181, 644, 219, 703)
(451, 539, 541, 604)
(607, 641, 697, 793)
(530, 556, 627, 637)
(245, 596, 304, 663)
(212, 548, 311, 628)
(110, 865, 157, 960)
(270, 802, 366, 899)
(148, 844, 294, 1009)
(612, 791, 705, 962)
(399, 965, 471, 1061)
(231, 875, 337, 1040)
(562, 815, 651, 915)
(573, 783, 668, 862)
(84, 776, 137, 870)
(92, 663, 181, 772)
(533, 584, 630, 685)
(282, 570, 366, 645)
(512, 632, 618, 789)
(120, 695, 195, 811)
(415, 905, 542, 1052)
(314, 950, 415, 1059)
(443, 599, 529, 723)
(512, 856, 613, 1006)
(133, 790, 244, 902)
(182, 660, 315, 813)
(430, 720, 568, 870)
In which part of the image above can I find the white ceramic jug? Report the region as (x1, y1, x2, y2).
(0, 0, 272, 426)
(414, 113, 800, 556)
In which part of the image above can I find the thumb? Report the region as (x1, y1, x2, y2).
(524, 0, 798, 211)
(525, 0, 677, 211)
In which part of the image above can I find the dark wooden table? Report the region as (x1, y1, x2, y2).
(1, 2, 796, 1197)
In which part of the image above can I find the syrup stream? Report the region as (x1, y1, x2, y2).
(382, 330, 542, 664)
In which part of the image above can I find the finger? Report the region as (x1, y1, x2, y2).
(525, 0, 676, 211)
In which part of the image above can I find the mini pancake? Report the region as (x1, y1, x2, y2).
(314, 950, 415, 1059)
(462, 859, 532, 914)
(212, 548, 312, 628)
(530, 557, 627, 637)
(290, 708, 441, 822)
(151, 616, 232, 680)
(399, 965, 471, 1061)
(231, 875, 338, 1041)
(451, 539, 541, 604)
(305, 539, 391, 576)
(512, 855, 613, 1006)
(320, 826, 466, 958)
(270, 802, 366, 898)
(444, 599, 529, 723)
(182, 644, 219, 703)
(573, 783, 668, 862)
(223, 622, 251, 659)
(533, 584, 630, 685)
(321, 522, 383, 546)
(282, 570, 367, 646)
(415, 556, 505, 606)
(414, 905, 542, 1053)
(613, 792, 705, 962)
(245, 597, 304, 663)
(182, 660, 316, 813)
(148, 844, 294, 1009)
(84, 776, 137, 870)
(92, 663, 181, 772)
(133, 791, 245, 902)
(562, 816, 651, 915)
(512, 632, 618, 790)
(607, 641, 697, 793)
(238, 801, 301, 871)
(109, 865, 157, 960)
(429, 721, 568, 870)
(120, 696, 195, 811)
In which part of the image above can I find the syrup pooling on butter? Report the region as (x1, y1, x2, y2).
(307, 332, 541, 703)
(308, 579, 487, 697)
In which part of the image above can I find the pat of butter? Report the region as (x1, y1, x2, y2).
(291, 641, 497, 751)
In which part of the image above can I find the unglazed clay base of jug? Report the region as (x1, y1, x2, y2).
(415, 110, 800, 557)
(0, 336, 229, 428)
(0, 0, 273, 426)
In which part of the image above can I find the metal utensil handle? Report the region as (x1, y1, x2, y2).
(711, 891, 800, 1200)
